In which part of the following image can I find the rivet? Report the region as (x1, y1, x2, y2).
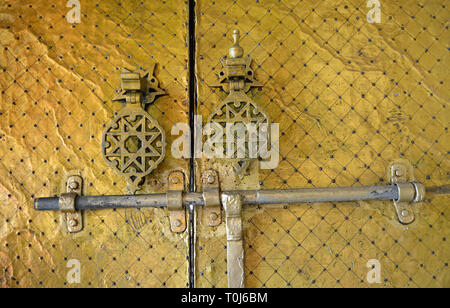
(209, 213, 219, 221)
(395, 168, 404, 177)
(68, 219, 78, 227)
(207, 175, 215, 184)
(69, 181, 79, 190)
(173, 219, 182, 228)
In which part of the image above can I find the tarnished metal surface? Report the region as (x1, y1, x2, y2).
(195, 0, 449, 287)
(0, 0, 190, 287)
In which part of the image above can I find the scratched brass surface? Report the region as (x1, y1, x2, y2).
(0, 0, 190, 287)
(195, 0, 449, 287)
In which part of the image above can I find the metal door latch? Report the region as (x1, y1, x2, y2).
(167, 171, 187, 233)
(36, 167, 426, 228)
(389, 161, 425, 224)
(102, 66, 166, 194)
(36, 166, 430, 287)
(61, 175, 83, 233)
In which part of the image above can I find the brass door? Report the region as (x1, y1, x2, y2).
(0, 0, 190, 287)
(194, 0, 449, 288)
(1, 0, 448, 289)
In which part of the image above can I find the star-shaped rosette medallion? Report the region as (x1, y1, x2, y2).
(102, 67, 166, 193)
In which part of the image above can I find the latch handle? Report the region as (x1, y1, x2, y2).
(222, 193, 245, 288)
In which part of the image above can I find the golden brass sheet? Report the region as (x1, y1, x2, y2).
(195, 0, 449, 288)
(0, 0, 190, 287)
(0, 0, 448, 289)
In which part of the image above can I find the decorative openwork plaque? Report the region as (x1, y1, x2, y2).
(102, 66, 166, 193)
(209, 30, 270, 178)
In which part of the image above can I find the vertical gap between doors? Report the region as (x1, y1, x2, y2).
(187, 0, 197, 289)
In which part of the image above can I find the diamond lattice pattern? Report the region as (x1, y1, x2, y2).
(195, 0, 449, 288)
(0, 0, 190, 288)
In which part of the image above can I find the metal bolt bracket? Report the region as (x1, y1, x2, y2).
(167, 171, 187, 233)
(389, 162, 425, 224)
(61, 175, 83, 233)
(202, 169, 222, 227)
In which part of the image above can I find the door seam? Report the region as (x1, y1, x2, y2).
(187, 0, 197, 289)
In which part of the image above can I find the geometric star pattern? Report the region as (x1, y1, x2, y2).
(208, 96, 270, 177)
(103, 106, 165, 193)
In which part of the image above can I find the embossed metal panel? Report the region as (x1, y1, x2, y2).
(195, 0, 449, 288)
(0, 0, 190, 287)
(1, 0, 448, 289)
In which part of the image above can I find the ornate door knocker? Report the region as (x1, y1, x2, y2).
(102, 66, 166, 193)
(208, 30, 270, 179)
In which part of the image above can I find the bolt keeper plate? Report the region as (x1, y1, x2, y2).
(167, 171, 186, 233)
(63, 176, 83, 233)
(389, 162, 423, 225)
(202, 169, 222, 227)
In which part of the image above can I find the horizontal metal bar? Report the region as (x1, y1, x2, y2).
(34, 184, 423, 212)
(238, 185, 400, 205)
(34, 194, 203, 211)
(426, 185, 450, 195)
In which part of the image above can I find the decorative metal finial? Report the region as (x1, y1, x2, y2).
(229, 29, 244, 59)
(211, 29, 261, 94)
